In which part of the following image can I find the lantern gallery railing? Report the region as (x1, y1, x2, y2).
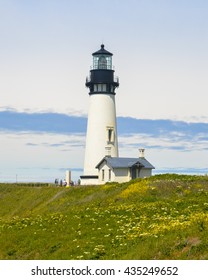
(86, 75, 119, 84)
(90, 65, 115, 70)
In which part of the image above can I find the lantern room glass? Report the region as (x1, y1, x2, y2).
(93, 55, 112, 70)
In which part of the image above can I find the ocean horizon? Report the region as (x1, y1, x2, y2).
(1, 167, 207, 184)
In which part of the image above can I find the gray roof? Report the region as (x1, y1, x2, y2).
(96, 157, 155, 169)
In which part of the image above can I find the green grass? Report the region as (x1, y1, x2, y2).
(0, 174, 208, 260)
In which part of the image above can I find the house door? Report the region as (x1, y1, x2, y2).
(131, 166, 137, 179)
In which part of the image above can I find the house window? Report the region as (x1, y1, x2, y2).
(102, 169, 105, 181)
(109, 169, 111, 181)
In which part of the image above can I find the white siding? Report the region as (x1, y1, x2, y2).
(97, 162, 153, 184)
(81, 177, 99, 185)
(139, 168, 152, 178)
(98, 164, 131, 184)
(97, 162, 114, 184)
(114, 168, 130, 183)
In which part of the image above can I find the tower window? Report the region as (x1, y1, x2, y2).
(94, 84, 98, 91)
(98, 84, 102, 91)
(108, 129, 112, 142)
(106, 127, 114, 143)
(95, 84, 107, 92)
(102, 84, 107, 91)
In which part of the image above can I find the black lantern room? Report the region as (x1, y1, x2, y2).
(86, 44, 119, 95)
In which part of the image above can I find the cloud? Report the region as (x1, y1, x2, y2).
(26, 143, 39, 146)
(1, 109, 208, 154)
(24, 135, 85, 151)
(1, 109, 208, 181)
(1, 109, 208, 134)
(0, 110, 87, 134)
(119, 131, 208, 153)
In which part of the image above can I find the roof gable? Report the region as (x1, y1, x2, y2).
(96, 157, 155, 169)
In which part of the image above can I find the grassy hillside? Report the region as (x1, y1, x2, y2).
(0, 174, 208, 260)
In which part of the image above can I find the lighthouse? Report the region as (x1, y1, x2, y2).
(80, 44, 119, 185)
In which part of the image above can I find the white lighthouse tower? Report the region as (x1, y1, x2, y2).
(81, 44, 119, 185)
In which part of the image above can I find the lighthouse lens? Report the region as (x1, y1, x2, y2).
(98, 56, 107, 69)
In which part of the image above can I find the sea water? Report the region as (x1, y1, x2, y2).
(0, 167, 82, 184)
(0, 167, 207, 184)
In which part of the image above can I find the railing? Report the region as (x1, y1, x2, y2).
(86, 75, 119, 84)
(86, 76, 90, 83)
(114, 76, 119, 84)
(90, 65, 115, 70)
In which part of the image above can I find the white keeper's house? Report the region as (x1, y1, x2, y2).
(80, 45, 154, 185)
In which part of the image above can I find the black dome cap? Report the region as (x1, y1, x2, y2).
(92, 44, 113, 56)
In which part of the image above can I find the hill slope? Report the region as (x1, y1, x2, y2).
(0, 174, 208, 260)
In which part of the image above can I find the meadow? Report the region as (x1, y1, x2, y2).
(0, 174, 208, 260)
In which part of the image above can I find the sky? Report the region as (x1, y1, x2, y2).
(1, 0, 208, 182)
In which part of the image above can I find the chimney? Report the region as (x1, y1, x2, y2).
(139, 148, 145, 158)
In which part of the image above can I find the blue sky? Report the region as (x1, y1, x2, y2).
(1, 0, 208, 181)
(1, 0, 208, 120)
